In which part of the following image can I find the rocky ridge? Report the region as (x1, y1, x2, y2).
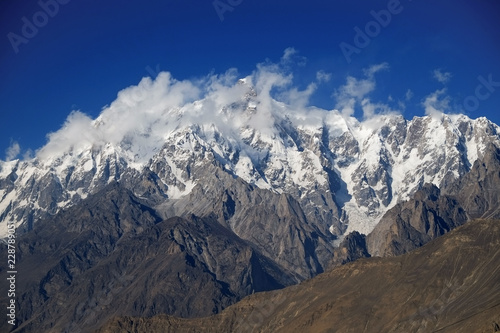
(0, 183, 296, 333)
(0, 75, 499, 332)
(1, 79, 499, 242)
(367, 143, 500, 257)
(97, 218, 500, 333)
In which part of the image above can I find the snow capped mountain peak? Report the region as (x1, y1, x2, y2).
(1, 70, 500, 239)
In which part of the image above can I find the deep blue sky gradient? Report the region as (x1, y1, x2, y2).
(1, 0, 500, 158)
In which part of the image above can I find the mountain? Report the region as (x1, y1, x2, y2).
(0, 183, 295, 333)
(2, 74, 500, 332)
(367, 142, 500, 257)
(96, 218, 500, 333)
(1, 75, 499, 246)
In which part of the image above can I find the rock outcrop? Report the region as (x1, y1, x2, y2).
(97, 218, 500, 333)
(367, 143, 500, 257)
(0, 183, 294, 333)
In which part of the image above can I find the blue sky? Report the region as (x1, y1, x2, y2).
(1, 0, 500, 160)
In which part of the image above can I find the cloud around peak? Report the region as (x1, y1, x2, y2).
(333, 62, 395, 119)
(422, 88, 451, 118)
(5, 141, 21, 161)
(15, 50, 462, 164)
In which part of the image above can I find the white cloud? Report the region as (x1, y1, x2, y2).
(31, 53, 457, 166)
(35, 49, 316, 163)
(364, 62, 389, 77)
(281, 47, 307, 66)
(23, 149, 34, 160)
(334, 63, 391, 118)
(336, 76, 376, 101)
(278, 83, 317, 110)
(316, 70, 332, 83)
(282, 47, 297, 62)
(37, 111, 98, 160)
(405, 89, 414, 101)
(37, 73, 201, 161)
(422, 88, 450, 118)
(398, 100, 407, 111)
(5, 141, 20, 161)
(433, 69, 452, 84)
(361, 99, 398, 119)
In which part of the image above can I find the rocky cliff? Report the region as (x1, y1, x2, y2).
(97, 218, 500, 333)
(367, 143, 500, 257)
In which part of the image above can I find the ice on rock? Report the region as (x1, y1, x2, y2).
(0, 74, 499, 238)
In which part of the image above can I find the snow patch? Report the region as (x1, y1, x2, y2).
(342, 201, 381, 235)
(0, 160, 18, 178)
(83, 159, 94, 172)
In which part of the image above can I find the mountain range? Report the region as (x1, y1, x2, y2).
(97, 217, 500, 333)
(1, 74, 500, 332)
(2, 77, 499, 239)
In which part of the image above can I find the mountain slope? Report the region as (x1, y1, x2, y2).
(0, 182, 162, 332)
(97, 218, 500, 333)
(1, 74, 500, 333)
(0, 183, 295, 333)
(367, 142, 500, 257)
(157, 162, 335, 278)
(1, 73, 499, 242)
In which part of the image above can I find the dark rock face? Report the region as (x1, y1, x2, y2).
(294, 135, 500, 278)
(0, 183, 161, 333)
(367, 184, 467, 257)
(367, 143, 500, 257)
(158, 163, 336, 280)
(0, 114, 499, 333)
(96, 218, 500, 333)
(328, 231, 370, 269)
(3, 114, 499, 249)
(0, 183, 294, 333)
(445, 143, 500, 219)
